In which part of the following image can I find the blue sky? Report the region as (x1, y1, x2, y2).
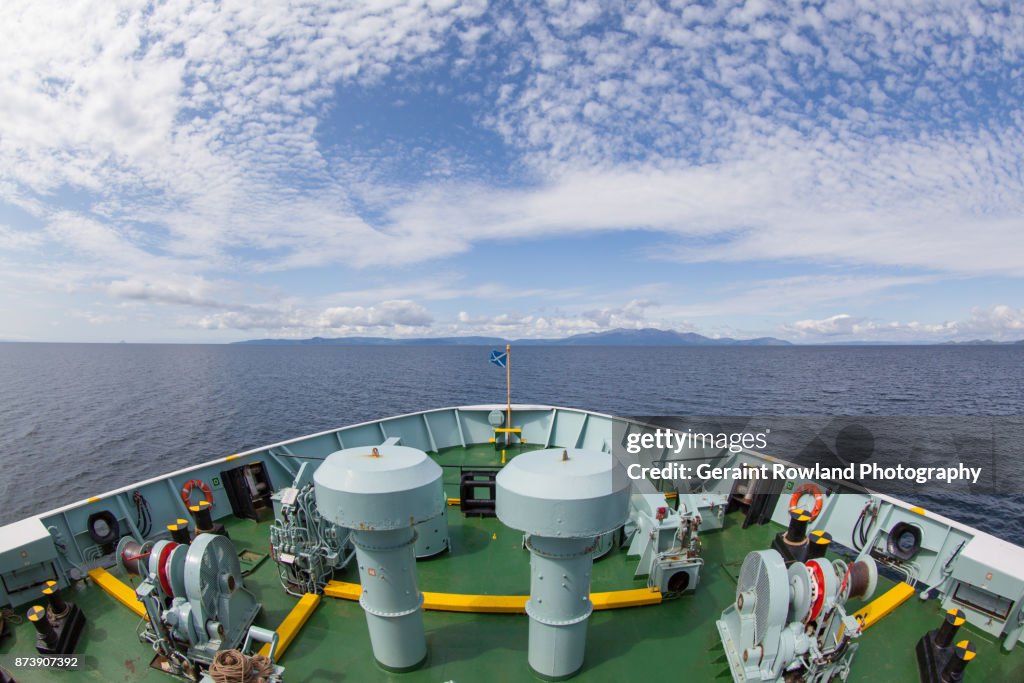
(1, 0, 1022, 343)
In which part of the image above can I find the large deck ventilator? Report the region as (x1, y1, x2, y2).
(314, 445, 443, 672)
(497, 447, 630, 680)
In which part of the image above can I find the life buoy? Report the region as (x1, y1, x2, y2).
(789, 483, 824, 520)
(180, 479, 213, 508)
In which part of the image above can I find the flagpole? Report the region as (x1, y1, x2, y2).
(505, 343, 511, 448)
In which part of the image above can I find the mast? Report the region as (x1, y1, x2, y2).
(505, 343, 511, 448)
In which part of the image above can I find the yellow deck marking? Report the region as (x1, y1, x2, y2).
(324, 581, 363, 601)
(225, 454, 242, 461)
(425, 592, 527, 613)
(87, 567, 148, 619)
(910, 506, 926, 516)
(590, 588, 663, 609)
(853, 581, 915, 630)
(87, 496, 102, 503)
(446, 497, 461, 505)
(259, 593, 320, 660)
(324, 581, 661, 613)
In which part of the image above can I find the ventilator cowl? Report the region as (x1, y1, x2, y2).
(314, 445, 443, 672)
(497, 448, 630, 679)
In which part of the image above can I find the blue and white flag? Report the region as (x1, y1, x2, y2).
(489, 349, 507, 368)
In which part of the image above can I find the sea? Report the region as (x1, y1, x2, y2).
(1, 343, 1022, 543)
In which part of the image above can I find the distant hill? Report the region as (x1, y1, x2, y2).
(234, 328, 792, 347)
(811, 339, 1024, 346)
(515, 328, 791, 346)
(939, 339, 1022, 346)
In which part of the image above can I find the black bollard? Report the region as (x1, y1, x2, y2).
(189, 500, 214, 532)
(935, 608, 966, 649)
(167, 518, 191, 544)
(785, 508, 812, 544)
(771, 507, 814, 564)
(941, 639, 976, 682)
(27, 605, 57, 649)
(41, 580, 68, 619)
(806, 530, 832, 560)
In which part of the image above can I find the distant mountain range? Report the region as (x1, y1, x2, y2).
(939, 339, 1024, 346)
(234, 328, 792, 346)
(812, 339, 1024, 346)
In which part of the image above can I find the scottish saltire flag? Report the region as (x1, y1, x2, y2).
(489, 349, 507, 368)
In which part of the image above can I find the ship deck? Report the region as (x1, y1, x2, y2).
(3, 443, 1024, 682)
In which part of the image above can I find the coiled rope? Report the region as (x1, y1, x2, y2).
(0, 606, 23, 636)
(0, 608, 23, 625)
(208, 649, 274, 683)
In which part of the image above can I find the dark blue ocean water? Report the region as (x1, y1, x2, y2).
(0, 343, 1021, 541)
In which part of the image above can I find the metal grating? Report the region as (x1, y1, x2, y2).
(755, 557, 772, 645)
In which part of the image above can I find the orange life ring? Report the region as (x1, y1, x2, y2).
(790, 483, 824, 520)
(180, 479, 213, 508)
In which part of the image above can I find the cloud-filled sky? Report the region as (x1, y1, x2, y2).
(1, 0, 1022, 343)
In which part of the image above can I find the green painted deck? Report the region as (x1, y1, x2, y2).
(3, 444, 1024, 681)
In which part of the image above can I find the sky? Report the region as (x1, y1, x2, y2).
(1, 0, 1022, 344)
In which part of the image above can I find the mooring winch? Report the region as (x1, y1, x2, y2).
(717, 546, 878, 683)
(117, 532, 280, 680)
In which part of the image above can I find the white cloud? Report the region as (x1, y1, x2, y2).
(960, 305, 1024, 338)
(579, 299, 652, 327)
(0, 224, 46, 250)
(195, 299, 433, 334)
(71, 311, 126, 325)
(483, 1, 1024, 169)
(449, 299, 696, 339)
(106, 279, 239, 310)
(1, 1, 1023, 341)
(377, 130, 1024, 275)
(189, 297, 687, 340)
(0, 0, 488, 273)
(4, 1, 1021, 279)
(785, 306, 1024, 342)
(787, 314, 869, 337)
(317, 300, 433, 327)
(647, 274, 935, 319)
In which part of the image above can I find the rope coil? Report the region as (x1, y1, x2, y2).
(47, 601, 70, 621)
(0, 605, 23, 638)
(208, 649, 274, 683)
(0, 608, 23, 625)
